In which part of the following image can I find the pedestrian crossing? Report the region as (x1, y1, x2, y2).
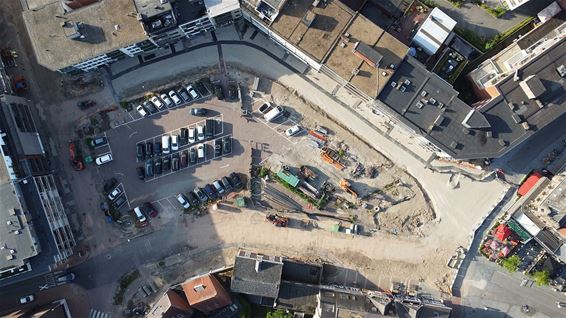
(90, 309, 111, 318)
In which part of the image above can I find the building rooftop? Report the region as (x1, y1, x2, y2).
(281, 259, 321, 285)
(318, 290, 386, 318)
(378, 37, 566, 159)
(134, 0, 173, 19)
(23, 0, 147, 71)
(174, 0, 208, 24)
(325, 14, 407, 97)
(0, 142, 39, 270)
(231, 250, 284, 298)
(269, 0, 353, 62)
(205, 0, 240, 18)
(412, 7, 456, 55)
(277, 282, 319, 314)
(147, 290, 192, 318)
(182, 274, 232, 314)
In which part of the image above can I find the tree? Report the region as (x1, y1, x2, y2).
(531, 270, 550, 286)
(501, 255, 521, 272)
(267, 309, 293, 318)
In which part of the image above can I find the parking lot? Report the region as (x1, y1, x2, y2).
(89, 93, 304, 227)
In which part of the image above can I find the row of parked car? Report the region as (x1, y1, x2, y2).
(135, 81, 210, 117)
(136, 136, 232, 180)
(176, 172, 243, 209)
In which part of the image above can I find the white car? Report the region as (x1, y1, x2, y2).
(95, 153, 113, 166)
(136, 105, 148, 117)
(285, 125, 301, 136)
(176, 194, 191, 209)
(168, 90, 182, 105)
(196, 125, 204, 141)
(160, 94, 173, 107)
(171, 135, 179, 151)
(197, 144, 205, 159)
(188, 127, 196, 144)
(20, 295, 34, 304)
(186, 85, 199, 99)
(107, 186, 122, 201)
(150, 96, 164, 110)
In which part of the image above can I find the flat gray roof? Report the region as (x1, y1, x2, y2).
(231, 251, 283, 298)
(134, 0, 173, 19)
(378, 38, 566, 159)
(0, 157, 39, 270)
(23, 0, 147, 71)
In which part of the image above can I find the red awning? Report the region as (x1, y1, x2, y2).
(517, 171, 543, 196)
(495, 224, 512, 241)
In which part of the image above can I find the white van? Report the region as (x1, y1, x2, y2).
(264, 106, 284, 122)
(197, 144, 205, 159)
(162, 135, 170, 154)
(133, 207, 147, 224)
(188, 127, 196, 144)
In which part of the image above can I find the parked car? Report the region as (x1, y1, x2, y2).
(205, 119, 215, 139)
(196, 125, 205, 141)
(191, 108, 208, 116)
(154, 141, 162, 156)
(221, 176, 233, 192)
(176, 194, 191, 209)
(133, 206, 148, 226)
(136, 166, 145, 180)
(194, 187, 208, 203)
(178, 89, 191, 102)
(145, 141, 153, 158)
(168, 90, 182, 105)
(180, 150, 188, 168)
(136, 105, 148, 117)
(187, 192, 200, 206)
(258, 102, 272, 114)
(264, 106, 284, 122)
(107, 186, 122, 201)
(113, 195, 127, 209)
(142, 202, 158, 217)
(19, 295, 34, 304)
(56, 273, 76, 284)
(223, 136, 231, 154)
(214, 138, 222, 157)
(189, 147, 197, 165)
(213, 180, 225, 195)
(103, 178, 118, 194)
(214, 83, 224, 100)
(172, 155, 179, 171)
(89, 136, 107, 148)
(162, 135, 171, 154)
(171, 135, 179, 151)
(163, 156, 171, 171)
(145, 159, 154, 177)
(95, 153, 113, 166)
(197, 144, 205, 159)
(143, 101, 157, 113)
(68, 141, 85, 171)
(557, 301, 566, 308)
(188, 127, 196, 144)
(160, 94, 173, 108)
(155, 158, 162, 175)
(203, 184, 218, 200)
(186, 85, 199, 99)
(230, 172, 243, 189)
(180, 128, 188, 145)
(150, 96, 164, 110)
(285, 125, 301, 136)
(136, 143, 145, 161)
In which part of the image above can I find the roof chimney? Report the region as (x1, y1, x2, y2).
(193, 284, 205, 292)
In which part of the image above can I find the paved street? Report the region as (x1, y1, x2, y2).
(434, 0, 557, 38)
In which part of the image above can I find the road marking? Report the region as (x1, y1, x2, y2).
(128, 131, 138, 139)
(127, 112, 135, 121)
(137, 114, 223, 144)
(39, 284, 49, 291)
(116, 182, 132, 210)
(220, 164, 230, 168)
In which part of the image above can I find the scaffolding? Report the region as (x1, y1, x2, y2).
(33, 175, 75, 263)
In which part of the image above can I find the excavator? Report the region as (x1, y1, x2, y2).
(340, 179, 358, 198)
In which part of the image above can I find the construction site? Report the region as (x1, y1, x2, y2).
(251, 79, 433, 238)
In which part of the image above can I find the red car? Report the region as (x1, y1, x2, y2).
(68, 141, 85, 171)
(142, 202, 158, 218)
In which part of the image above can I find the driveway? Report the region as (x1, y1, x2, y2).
(433, 0, 557, 38)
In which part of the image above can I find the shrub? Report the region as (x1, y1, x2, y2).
(531, 270, 550, 286)
(481, 4, 507, 18)
(259, 167, 269, 178)
(421, 0, 437, 8)
(448, 0, 462, 8)
(267, 309, 293, 318)
(501, 255, 520, 272)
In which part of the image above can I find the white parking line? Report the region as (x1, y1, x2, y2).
(117, 182, 132, 210)
(104, 132, 114, 158)
(127, 112, 136, 121)
(137, 114, 223, 144)
(254, 113, 300, 145)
